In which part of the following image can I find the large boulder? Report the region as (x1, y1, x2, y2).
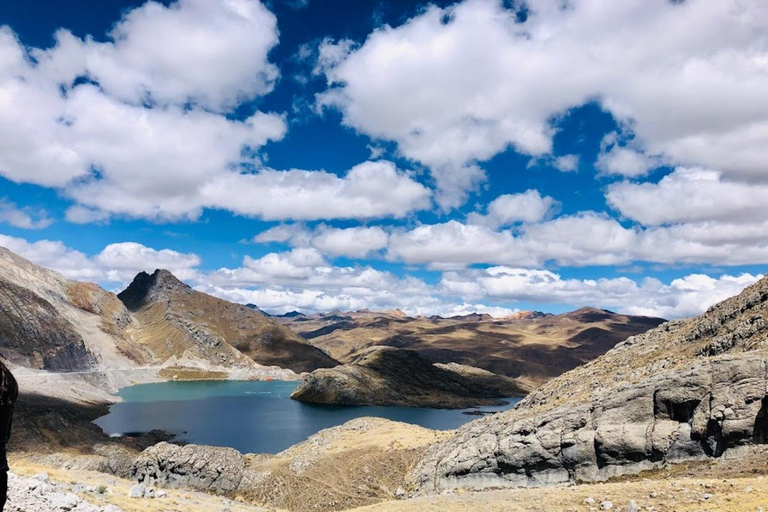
(132, 442, 245, 495)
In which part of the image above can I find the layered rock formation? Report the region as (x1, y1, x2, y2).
(133, 442, 244, 495)
(0, 247, 147, 372)
(119, 269, 338, 373)
(278, 307, 664, 390)
(291, 347, 524, 408)
(410, 275, 768, 492)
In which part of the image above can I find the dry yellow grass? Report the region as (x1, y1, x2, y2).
(241, 418, 454, 512)
(352, 477, 768, 512)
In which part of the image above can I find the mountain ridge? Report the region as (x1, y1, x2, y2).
(277, 306, 665, 389)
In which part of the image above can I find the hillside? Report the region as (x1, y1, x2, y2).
(278, 308, 664, 390)
(0, 246, 148, 373)
(118, 270, 338, 373)
(290, 347, 524, 408)
(0, 245, 333, 390)
(410, 274, 768, 493)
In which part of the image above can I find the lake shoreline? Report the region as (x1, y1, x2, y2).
(93, 380, 521, 455)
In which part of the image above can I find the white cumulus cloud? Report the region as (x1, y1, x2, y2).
(318, 0, 768, 206)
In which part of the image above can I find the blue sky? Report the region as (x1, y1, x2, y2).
(0, 0, 766, 318)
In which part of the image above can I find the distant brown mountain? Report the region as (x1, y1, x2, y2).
(291, 346, 524, 408)
(277, 307, 665, 391)
(118, 270, 338, 373)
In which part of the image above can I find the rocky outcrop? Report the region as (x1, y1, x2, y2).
(132, 442, 245, 495)
(119, 269, 338, 373)
(291, 347, 524, 408)
(410, 275, 768, 493)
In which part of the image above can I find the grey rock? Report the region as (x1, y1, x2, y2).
(132, 442, 245, 495)
(47, 492, 79, 511)
(128, 484, 145, 499)
(410, 276, 768, 493)
(599, 501, 613, 510)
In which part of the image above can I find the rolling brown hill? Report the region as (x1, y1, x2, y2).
(277, 308, 664, 390)
(118, 269, 338, 373)
(290, 346, 525, 408)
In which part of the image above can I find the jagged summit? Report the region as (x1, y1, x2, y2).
(117, 269, 338, 373)
(118, 269, 190, 311)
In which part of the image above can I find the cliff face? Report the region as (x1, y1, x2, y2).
(118, 269, 338, 373)
(290, 347, 524, 408)
(410, 275, 768, 492)
(0, 278, 93, 371)
(0, 247, 146, 372)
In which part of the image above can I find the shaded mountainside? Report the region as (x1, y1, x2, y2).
(0, 247, 148, 372)
(410, 275, 768, 493)
(278, 308, 664, 390)
(119, 270, 338, 373)
(290, 347, 524, 408)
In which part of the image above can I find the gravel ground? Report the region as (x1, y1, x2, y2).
(6, 471, 122, 512)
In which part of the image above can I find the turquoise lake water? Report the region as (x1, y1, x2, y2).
(93, 380, 520, 454)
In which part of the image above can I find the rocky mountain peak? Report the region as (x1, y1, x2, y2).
(118, 269, 190, 311)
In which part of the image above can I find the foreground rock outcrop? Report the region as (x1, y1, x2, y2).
(291, 347, 524, 408)
(132, 442, 245, 495)
(410, 275, 768, 492)
(129, 418, 448, 512)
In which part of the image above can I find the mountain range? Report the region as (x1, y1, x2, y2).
(277, 307, 664, 391)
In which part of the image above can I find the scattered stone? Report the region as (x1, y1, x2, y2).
(584, 497, 596, 505)
(128, 484, 145, 498)
(701, 493, 713, 500)
(626, 500, 640, 512)
(395, 487, 406, 498)
(600, 500, 613, 510)
(6, 473, 122, 512)
(33, 472, 50, 482)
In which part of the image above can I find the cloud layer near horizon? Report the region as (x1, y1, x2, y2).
(0, 233, 761, 320)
